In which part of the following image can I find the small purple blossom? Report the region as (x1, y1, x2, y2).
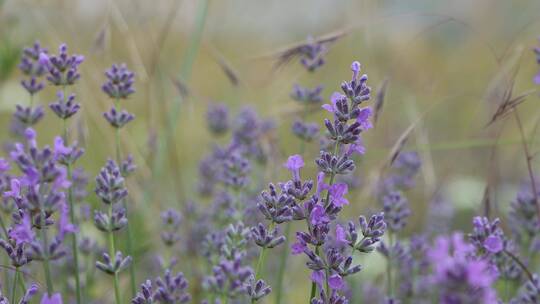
(39, 43, 84, 86)
(40, 293, 63, 304)
(285, 154, 304, 181)
(102, 63, 135, 99)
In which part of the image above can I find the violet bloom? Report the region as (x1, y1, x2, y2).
(9, 212, 35, 245)
(102, 63, 135, 99)
(298, 36, 328, 72)
(427, 233, 497, 304)
(40, 293, 63, 304)
(39, 43, 84, 86)
(19, 41, 47, 95)
(290, 84, 324, 104)
(469, 216, 504, 254)
(284, 154, 304, 181)
(328, 183, 349, 207)
(207, 103, 230, 135)
(49, 91, 81, 120)
(310, 204, 330, 225)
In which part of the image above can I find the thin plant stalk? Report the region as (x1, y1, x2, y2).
(41, 222, 54, 295)
(276, 102, 310, 304)
(62, 117, 82, 304)
(10, 267, 18, 304)
(113, 97, 137, 297)
(386, 231, 394, 297)
(154, 0, 209, 202)
(108, 203, 122, 304)
(513, 110, 540, 222)
(309, 141, 340, 302)
(252, 221, 276, 304)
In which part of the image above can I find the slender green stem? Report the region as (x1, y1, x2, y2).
(10, 268, 18, 304)
(276, 102, 311, 304)
(62, 119, 82, 304)
(126, 221, 136, 297)
(387, 231, 394, 297)
(108, 204, 122, 304)
(113, 98, 137, 297)
(275, 222, 291, 304)
(251, 222, 275, 304)
(309, 245, 320, 301)
(41, 224, 54, 295)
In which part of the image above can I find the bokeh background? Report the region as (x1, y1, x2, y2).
(1, 0, 540, 302)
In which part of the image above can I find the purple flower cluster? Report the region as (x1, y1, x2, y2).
(3, 36, 540, 304)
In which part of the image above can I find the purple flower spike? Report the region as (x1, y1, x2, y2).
(40, 43, 84, 86)
(328, 183, 349, 207)
(9, 212, 35, 245)
(49, 91, 80, 119)
(285, 154, 304, 181)
(310, 204, 329, 225)
(328, 273, 345, 290)
(102, 63, 135, 99)
(483, 235, 503, 253)
(19, 41, 47, 95)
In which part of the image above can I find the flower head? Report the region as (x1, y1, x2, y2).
(285, 154, 304, 181)
(102, 63, 135, 99)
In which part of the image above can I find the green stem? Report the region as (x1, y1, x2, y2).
(387, 231, 394, 297)
(251, 222, 276, 303)
(108, 204, 122, 304)
(309, 245, 320, 301)
(41, 224, 54, 295)
(275, 222, 291, 304)
(63, 119, 82, 304)
(113, 98, 137, 297)
(276, 102, 310, 304)
(10, 268, 18, 304)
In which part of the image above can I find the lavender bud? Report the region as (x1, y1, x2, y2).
(49, 91, 80, 119)
(251, 223, 285, 248)
(292, 120, 320, 142)
(13, 105, 44, 126)
(290, 84, 324, 104)
(102, 63, 135, 99)
(207, 103, 230, 135)
(103, 107, 135, 129)
(246, 277, 272, 301)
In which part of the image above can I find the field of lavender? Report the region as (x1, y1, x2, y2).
(1, 1, 540, 303)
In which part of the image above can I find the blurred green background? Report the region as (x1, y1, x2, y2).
(1, 0, 540, 302)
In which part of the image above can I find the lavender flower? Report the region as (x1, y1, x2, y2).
(511, 274, 540, 303)
(154, 269, 191, 303)
(39, 43, 84, 86)
(298, 36, 328, 72)
(40, 293, 63, 304)
(132, 280, 154, 304)
(207, 103, 230, 135)
(95, 160, 128, 206)
(13, 105, 44, 126)
(103, 107, 135, 129)
(95, 251, 132, 275)
(291, 84, 324, 104)
(49, 91, 80, 119)
(427, 233, 497, 304)
(292, 120, 320, 142)
(160, 209, 182, 247)
(381, 191, 411, 232)
(102, 63, 135, 99)
(19, 41, 47, 95)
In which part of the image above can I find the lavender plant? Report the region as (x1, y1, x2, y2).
(3, 30, 540, 304)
